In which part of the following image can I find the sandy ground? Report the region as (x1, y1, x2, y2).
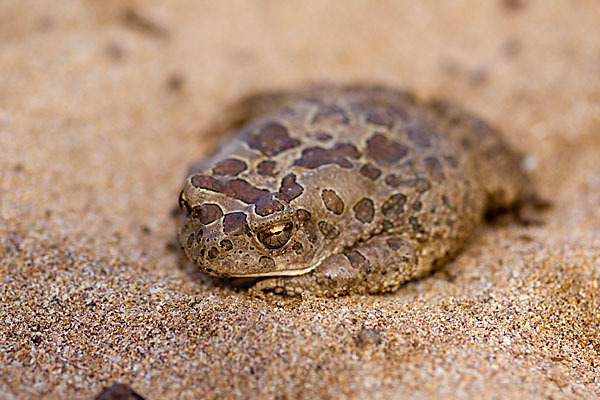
(1, 1, 600, 399)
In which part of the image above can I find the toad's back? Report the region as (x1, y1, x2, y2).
(178, 85, 527, 296)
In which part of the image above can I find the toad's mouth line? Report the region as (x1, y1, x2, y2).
(227, 263, 316, 278)
(225, 252, 331, 278)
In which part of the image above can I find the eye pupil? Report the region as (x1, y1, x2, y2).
(257, 222, 294, 249)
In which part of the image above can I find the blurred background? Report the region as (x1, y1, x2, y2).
(1, 1, 600, 399)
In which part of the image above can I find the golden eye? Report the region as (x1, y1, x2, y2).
(257, 222, 294, 249)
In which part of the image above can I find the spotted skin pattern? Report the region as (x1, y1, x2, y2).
(178, 85, 527, 296)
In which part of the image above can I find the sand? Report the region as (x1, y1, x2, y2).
(1, 1, 599, 399)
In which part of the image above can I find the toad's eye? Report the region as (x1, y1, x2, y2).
(178, 190, 191, 216)
(257, 222, 294, 249)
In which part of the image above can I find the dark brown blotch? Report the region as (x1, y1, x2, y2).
(413, 178, 431, 193)
(223, 212, 247, 235)
(259, 256, 275, 269)
(407, 124, 434, 147)
(226, 179, 271, 203)
(278, 174, 303, 202)
(254, 195, 284, 217)
(186, 232, 195, 248)
(208, 246, 219, 259)
(193, 204, 223, 225)
(303, 220, 319, 244)
(192, 175, 276, 209)
(359, 163, 382, 181)
(382, 194, 407, 217)
(321, 189, 345, 215)
(257, 160, 278, 177)
(315, 132, 333, 142)
(318, 221, 340, 239)
(442, 195, 452, 209)
(353, 198, 375, 223)
(311, 104, 350, 126)
(351, 100, 409, 121)
(412, 200, 422, 211)
(424, 156, 445, 182)
(294, 143, 360, 169)
(366, 133, 409, 165)
(384, 175, 431, 193)
(296, 209, 318, 243)
(212, 158, 247, 176)
(443, 155, 459, 168)
(245, 121, 301, 156)
(409, 216, 428, 242)
(191, 174, 222, 191)
(296, 209, 312, 222)
(386, 237, 405, 251)
(344, 250, 371, 273)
